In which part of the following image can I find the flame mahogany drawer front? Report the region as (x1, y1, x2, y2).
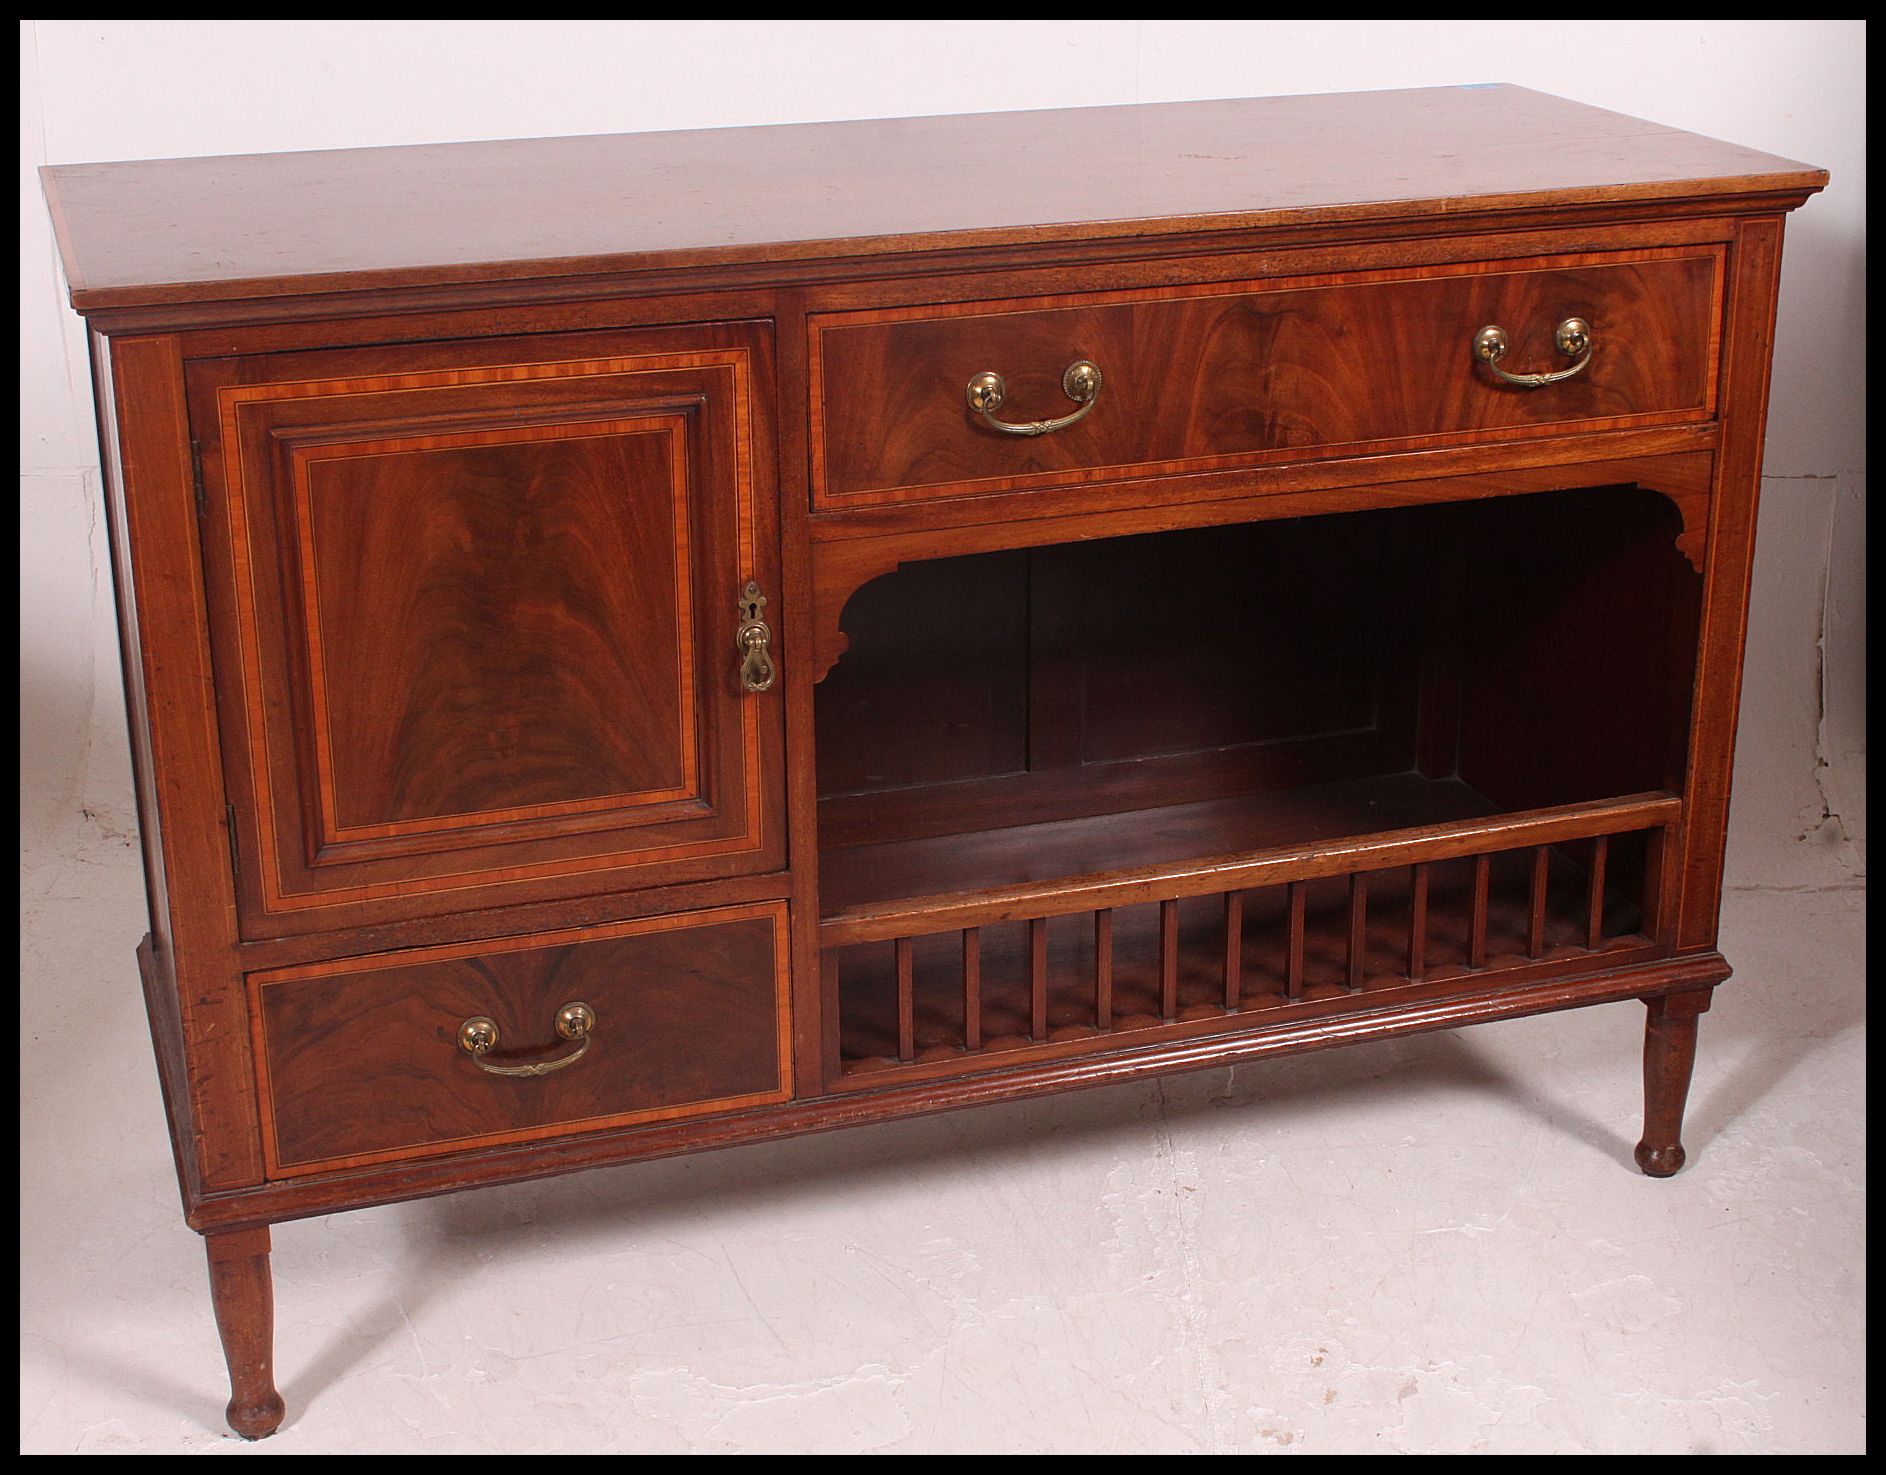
(44, 87, 1824, 1438)
(810, 248, 1723, 511)
(251, 903, 792, 1176)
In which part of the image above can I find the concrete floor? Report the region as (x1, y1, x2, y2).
(19, 797, 1864, 1453)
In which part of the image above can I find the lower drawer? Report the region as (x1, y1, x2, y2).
(251, 901, 792, 1176)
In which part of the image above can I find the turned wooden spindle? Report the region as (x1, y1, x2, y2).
(1345, 873, 1369, 992)
(894, 936, 914, 1062)
(1526, 846, 1550, 958)
(1407, 862, 1430, 981)
(1028, 918, 1050, 1040)
(962, 927, 982, 1051)
(1585, 835, 1610, 950)
(1222, 891, 1243, 1010)
(1158, 900, 1179, 1019)
(1285, 881, 1307, 999)
(1468, 854, 1491, 968)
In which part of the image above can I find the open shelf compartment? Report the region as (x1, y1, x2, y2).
(823, 788, 1675, 1084)
(814, 485, 1701, 1085)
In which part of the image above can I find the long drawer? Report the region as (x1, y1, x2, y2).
(250, 902, 792, 1176)
(809, 247, 1722, 511)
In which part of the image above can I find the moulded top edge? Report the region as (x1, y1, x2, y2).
(41, 86, 1827, 314)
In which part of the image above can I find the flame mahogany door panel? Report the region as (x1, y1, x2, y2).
(188, 322, 784, 937)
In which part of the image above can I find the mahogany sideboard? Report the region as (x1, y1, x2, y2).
(43, 86, 1825, 1438)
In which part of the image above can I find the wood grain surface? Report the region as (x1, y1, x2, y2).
(44, 87, 1822, 311)
(298, 419, 699, 840)
(812, 249, 1721, 508)
(179, 951, 1734, 1235)
(253, 903, 791, 1174)
(187, 322, 786, 934)
(830, 842, 1659, 1082)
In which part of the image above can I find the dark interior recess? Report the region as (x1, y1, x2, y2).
(816, 485, 1703, 917)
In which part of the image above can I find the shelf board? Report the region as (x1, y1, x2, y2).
(818, 772, 1679, 944)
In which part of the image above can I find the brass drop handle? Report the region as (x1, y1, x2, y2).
(458, 1002, 595, 1078)
(965, 359, 1103, 436)
(736, 581, 776, 693)
(1472, 317, 1593, 388)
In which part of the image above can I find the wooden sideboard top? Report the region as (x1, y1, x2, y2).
(44, 84, 1824, 312)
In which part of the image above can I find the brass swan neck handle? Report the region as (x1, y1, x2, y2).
(966, 359, 1103, 435)
(1473, 317, 1593, 388)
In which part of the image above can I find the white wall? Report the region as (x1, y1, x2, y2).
(19, 21, 1866, 869)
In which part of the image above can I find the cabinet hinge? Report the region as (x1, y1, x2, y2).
(224, 803, 240, 879)
(190, 440, 206, 514)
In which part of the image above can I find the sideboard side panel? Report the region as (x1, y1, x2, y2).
(1675, 215, 1790, 951)
(98, 332, 264, 1193)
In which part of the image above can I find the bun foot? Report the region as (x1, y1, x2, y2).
(1635, 988, 1711, 1180)
(226, 1390, 287, 1440)
(1633, 1140, 1687, 1178)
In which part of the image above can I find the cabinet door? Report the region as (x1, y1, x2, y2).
(189, 322, 782, 936)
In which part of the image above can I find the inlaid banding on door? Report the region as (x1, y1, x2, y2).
(204, 340, 775, 922)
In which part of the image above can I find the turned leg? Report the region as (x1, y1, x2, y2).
(1634, 987, 1713, 1177)
(205, 1226, 285, 1439)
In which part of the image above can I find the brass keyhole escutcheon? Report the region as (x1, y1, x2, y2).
(737, 580, 776, 693)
